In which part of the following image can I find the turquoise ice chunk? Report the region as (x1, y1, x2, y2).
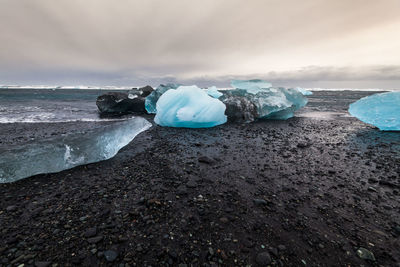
(222, 85, 307, 120)
(296, 87, 313, 96)
(145, 83, 181, 114)
(231, 79, 272, 94)
(349, 91, 400, 131)
(154, 85, 227, 128)
(206, 86, 223, 98)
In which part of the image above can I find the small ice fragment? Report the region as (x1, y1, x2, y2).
(128, 93, 137, 99)
(231, 79, 272, 94)
(154, 85, 227, 128)
(348, 91, 400, 131)
(295, 87, 313, 96)
(206, 86, 223, 98)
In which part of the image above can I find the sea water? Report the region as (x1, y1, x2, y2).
(0, 88, 132, 123)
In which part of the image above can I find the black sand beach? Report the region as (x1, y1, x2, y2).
(0, 92, 399, 266)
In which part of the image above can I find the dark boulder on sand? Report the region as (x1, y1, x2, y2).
(139, 85, 154, 97)
(96, 86, 153, 114)
(222, 95, 258, 123)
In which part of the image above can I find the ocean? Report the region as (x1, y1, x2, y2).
(0, 88, 132, 123)
(0, 87, 387, 124)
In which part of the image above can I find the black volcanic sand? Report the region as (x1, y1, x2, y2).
(1, 92, 400, 266)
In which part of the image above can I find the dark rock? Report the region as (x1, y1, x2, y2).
(84, 227, 97, 238)
(278, 244, 286, 251)
(6, 205, 17, 212)
(222, 96, 258, 123)
(96, 92, 146, 114)
(357, 247, 375, 261)
(256, 251, 271, 266)
(139, 85, 154, 97)
(186, 180, 198, 188)
(392, 225, 400, 236)
(198, 156, 214, 164)
(219, 217, 229, 224)
(104, 250, 118, 262)
(35, 261, 51, 267)
(87, 236, 103, 244)
(297, 141, 311, 148)
(253, 199, 268, 206)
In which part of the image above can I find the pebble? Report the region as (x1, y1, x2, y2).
(104, 250, 118, 262)
(87, 236, 103, 244)
(253, 199, 268, 206)
(84, 227, 97, 238)
(255, 252, 271, 265)
(198, 156, 214, 164)
(186, 180, 198, 188)
(35, 262, 51, 267)
(219, 217, 229, 224)
(6, 205, 17, 212)
(278, 244, 286, 251)
(356, 247, 375, 261)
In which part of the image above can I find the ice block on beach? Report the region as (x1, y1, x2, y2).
(296, 87, 313, 96)
(0, 117, 152, 183)
(145, 83, 181, 114)
(349, 91, 400, 131)
(223, 80, 308, 121)
(206, 86, 223, 98)
(231, 79, 272, 94)
(154, 85, 227, 128)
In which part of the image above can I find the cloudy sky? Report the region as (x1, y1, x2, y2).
(0, 0, 399, 88)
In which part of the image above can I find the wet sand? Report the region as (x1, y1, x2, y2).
(0, 92, 399, 266)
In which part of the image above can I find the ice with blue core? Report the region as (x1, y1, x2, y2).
(0, 117, 151, 183)
(227, 79, 308, 120)
(348, 91, 400, 131)
(296, 87, 313, 96)
(145, 83, 181, 114)
(206, 86, 223, 98)
(154, 85, 227, 128)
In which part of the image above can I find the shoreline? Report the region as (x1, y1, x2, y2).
(0, 113, 399, 266)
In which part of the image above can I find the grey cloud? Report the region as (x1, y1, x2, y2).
(0, 0, 399, 86)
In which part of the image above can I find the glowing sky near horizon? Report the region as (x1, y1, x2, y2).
(0, 0, 399, 88)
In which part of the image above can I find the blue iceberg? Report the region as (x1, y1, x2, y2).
(0, 117, 151, 183)
(225, 80, 308, 120)
(154, 85, 227, 128)
(296, 87, 313, 96)
(206, 86, 223, 99)
(145, 83, 181, 114)
(349, 91, 400, 131)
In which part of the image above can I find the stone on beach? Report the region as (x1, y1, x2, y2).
(96, 85, 154, 114)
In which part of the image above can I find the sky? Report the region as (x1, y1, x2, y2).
(0, 0, 399, 88)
